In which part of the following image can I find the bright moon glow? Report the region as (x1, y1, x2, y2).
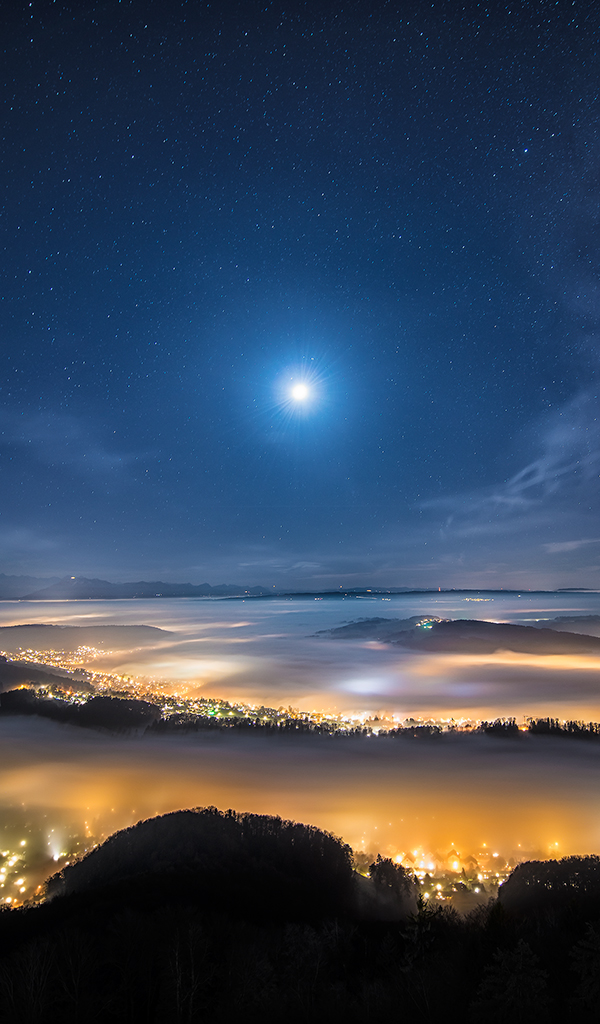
(291, 383, 309, 401)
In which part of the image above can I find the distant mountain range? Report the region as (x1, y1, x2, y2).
(0, 576, 474, 600)
(0, 574, 595, 601)
(0, 575, 270, 600)
(0, 574, 62, 598)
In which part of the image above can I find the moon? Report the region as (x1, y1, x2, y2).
(291, 383, 309, 401)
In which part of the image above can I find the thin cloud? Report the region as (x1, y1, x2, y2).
(544, 539, 600, 554)
(422, 389, 600, 532)
(0, 410, 138, 475)
(0, 528, 58, 555)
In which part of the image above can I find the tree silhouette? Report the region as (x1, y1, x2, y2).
(46, 806, 354, 922)
(499, 855, 600, 915)
(571, 924, 600, 1017)
(369, 855, 416, 900)
(470, 940, 550, 1023)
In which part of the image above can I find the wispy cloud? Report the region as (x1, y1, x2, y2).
(0, 409, 137, 475)
(422, 389, 600, 535)
(544, 539, 600, 554)
(0, 527, 58, 555)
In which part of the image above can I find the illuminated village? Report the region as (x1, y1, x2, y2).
(0, 644, 561, 910)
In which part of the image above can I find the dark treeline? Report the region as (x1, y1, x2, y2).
(0, 809, 600, 1022)
(481, 718, 521, 737)
(0, 690, 439, 737)
(482, 718, 600, 742)
(5, 688, 600, 746)
(148, 714, 354, 736)
(527, 718, 600, 740)
(0, 689, 160, 731)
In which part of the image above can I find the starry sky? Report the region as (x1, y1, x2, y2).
(2, 0, 599, 589)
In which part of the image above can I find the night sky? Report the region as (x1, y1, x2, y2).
(2, 0, 599, 589)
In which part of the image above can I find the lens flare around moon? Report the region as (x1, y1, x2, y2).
(274, 361, 325, 418)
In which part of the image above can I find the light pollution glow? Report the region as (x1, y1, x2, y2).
(1, 594, 600, 898)
(0, 716, 597, 907)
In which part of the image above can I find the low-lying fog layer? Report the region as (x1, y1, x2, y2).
(1, 593, 600, 884)
(0, 716, 599, 864)
(0, 593, 599, 720)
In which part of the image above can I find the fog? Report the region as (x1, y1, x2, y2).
(1, 716, 600, 864)
(1, 593, 599, 720)
(1, 593, 600, 881)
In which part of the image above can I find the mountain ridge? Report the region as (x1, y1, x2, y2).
(319, 616, 600, 655)
(3, 574, 596, 600)
(17, 576, 271, 600)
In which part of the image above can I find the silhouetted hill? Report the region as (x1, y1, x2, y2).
(2, 820, 600, 1021)
(0, 657, 86, 691)
(22, 576, 270, 599)
(318, 615, 423, 640)
(46, 807, 354, 922)
(0, 689, 159, 729)
(320, 616, 600, 654)
(0, 622, 172, 653)
(543, 614, 600, 636)
(499, 855, 600, 916)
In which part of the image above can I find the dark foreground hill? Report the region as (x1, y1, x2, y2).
(499, 855, 600, 916)
(46, 807, 357, 920)
(320, 616, 600, 655)
(1, 812, 600, 1022)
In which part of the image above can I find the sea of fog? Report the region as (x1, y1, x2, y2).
(1, 591, 600, 888)
(1, 591, 600, 720)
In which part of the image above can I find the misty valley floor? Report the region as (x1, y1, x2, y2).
(1, 593, 600, 890)
(1, 715, 600, 908)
